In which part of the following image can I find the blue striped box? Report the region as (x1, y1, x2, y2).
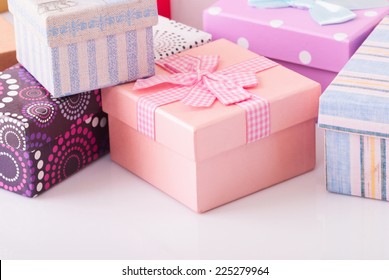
(319, 16, 389, 201)
(8, 0, 158, 98)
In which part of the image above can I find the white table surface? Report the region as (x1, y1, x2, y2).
(1, 127, 389, 260)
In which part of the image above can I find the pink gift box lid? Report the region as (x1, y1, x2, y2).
(203, 0, 389, 72)
(102, 39, 320, 162)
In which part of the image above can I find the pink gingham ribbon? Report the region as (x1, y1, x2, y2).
(134, 55, 278, 143)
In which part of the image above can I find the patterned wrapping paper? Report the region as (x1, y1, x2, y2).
(153, 16, 212, 60)
(0, 65, 109, 197)
(319, 16, 389, 201)
(8, 0, 158, 97)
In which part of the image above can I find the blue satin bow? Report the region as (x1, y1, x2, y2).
(248, 0, 389, 25)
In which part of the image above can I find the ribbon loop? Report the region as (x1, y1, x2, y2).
(249, 0, 360, 25)
(134, 54, 278, 142)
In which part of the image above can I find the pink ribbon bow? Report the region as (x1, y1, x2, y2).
(134, 54, 278, 143)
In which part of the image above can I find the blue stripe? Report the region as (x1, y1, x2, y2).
(146, 27, 155, 77)
(346, 58, 389, 76)
(87, 39, 98, 89)
(319, 124, 389, 139)
(51, 47, 62, 96)
(360, 136, 365, 198)
(68, 43, 80, 94)
(107, 34, 119, 84)
(126, 30, 138, 81)
(363, 28, 389, 43)
(319, 90, 389, 124)
(381, 139, 387, 201)
(326, 130, 351, 195)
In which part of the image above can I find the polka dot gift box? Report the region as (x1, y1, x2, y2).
(0, 65, 109, 197)
(8, 0, 158, 98)
(203, 0, 389, 91)
(102, 39, 320, 213)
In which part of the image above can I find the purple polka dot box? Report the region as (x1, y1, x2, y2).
(0, 64, 109, 197)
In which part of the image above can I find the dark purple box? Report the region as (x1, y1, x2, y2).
(0, 65, 109, 197)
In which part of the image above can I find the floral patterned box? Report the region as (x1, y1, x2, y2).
(0, 65, 109, 197)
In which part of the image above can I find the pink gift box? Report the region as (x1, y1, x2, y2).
(203, 0, 389, 91)
(102, 39, 320, 213)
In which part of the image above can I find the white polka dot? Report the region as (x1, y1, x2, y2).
(270, 19, 284, 28)
(7, 91, 18, 96)
(208, 7, 222, 15)
(37, 160, 44, 170)
(237, 37, 250, 49)
(85, 117, 92, 124)
(364, 11, 378, 17)
(2, 97, 13, 103)
(92, 117, 99, 128)
(0, 74, 11, 79)
(333, 33, 348, 41)
(38, 171, 44, 180)
(100, 117, 107, 128)
(299, 50, 312, 65)
(34, 150, 41, 160)
(6, 79, 17, 84)
(22, 118, 28, 122)
(0, 103, 4, 109)
(8, 84, 19, 90)
(36, 183, 43, 192)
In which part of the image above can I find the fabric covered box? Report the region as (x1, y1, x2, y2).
(319, 17, 389, 201)
(203, 0, 389, 91)
(102, 39, 320, 213)
(0, 65, 109, 197)
(8, 0, 158, 97)
(153, 16, 212, 60)
(0, 15, 16, 71)
(157, 0, 170, 18)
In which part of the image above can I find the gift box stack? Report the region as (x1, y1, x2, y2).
(0, 0, 160, 197)
(2, 0, 389, 211)
(0, 0, 213, 198)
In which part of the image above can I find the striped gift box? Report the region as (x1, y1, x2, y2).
(319, 16, 389, 201)
(8, 0, 158, 98)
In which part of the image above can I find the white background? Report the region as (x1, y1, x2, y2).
(1, 128, 389, 259)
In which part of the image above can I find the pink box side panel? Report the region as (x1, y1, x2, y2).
(109, 116, 316, 213)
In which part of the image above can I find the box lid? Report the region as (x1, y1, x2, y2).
(8, 0, 158, 47)
(319, 17, 389, 138)
(0, 64, 104, 152)
(102, 39, 320, 162)
(204, 0, 389, 73)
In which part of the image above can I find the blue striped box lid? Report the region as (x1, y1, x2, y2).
(319, 16, 389, 138)
(8, 0, 158, 47)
